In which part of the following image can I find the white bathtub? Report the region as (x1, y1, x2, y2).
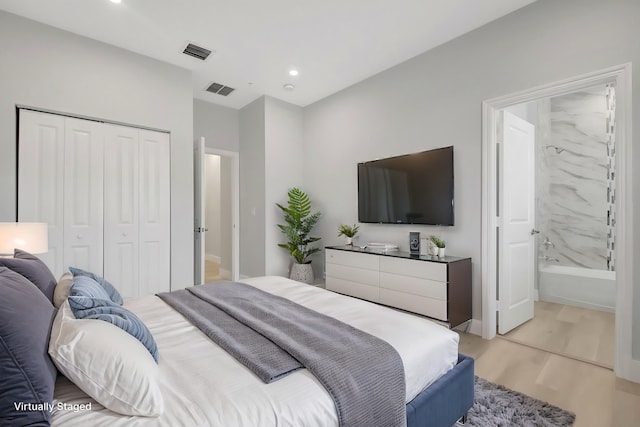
(538, 265, 616, 312)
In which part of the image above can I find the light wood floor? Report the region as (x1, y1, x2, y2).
(458, 332, 640, 427)
(502, 301, 615, 368)
(204, 260, 231, 283)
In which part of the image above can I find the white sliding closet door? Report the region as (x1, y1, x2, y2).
(18, 110, 65, 276)
(104, 124, 140, 296)
(63, 118, 104, 274)
(139, 130, 171, 295)
(18, 109, 171, 296)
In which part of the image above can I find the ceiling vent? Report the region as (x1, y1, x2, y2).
(183, 43, 212, 61)
(206, 82, 235, 96)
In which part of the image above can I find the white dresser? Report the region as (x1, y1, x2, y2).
(325, 246, 471, 328)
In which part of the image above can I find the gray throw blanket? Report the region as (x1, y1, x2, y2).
(157, 289, 303, 382)
(159, 281, 407, 427)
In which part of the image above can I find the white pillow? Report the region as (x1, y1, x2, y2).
(49, 301, 164, 417)
(53, 272, 73, 308)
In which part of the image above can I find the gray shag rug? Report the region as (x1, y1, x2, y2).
(467, 377, 576, 427)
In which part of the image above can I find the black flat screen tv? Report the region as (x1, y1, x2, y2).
(358, 146, 454, 225)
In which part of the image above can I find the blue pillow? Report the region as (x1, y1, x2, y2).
(70, 275, 111, 302)
(69, 267, 123, 305)
(68, 296, 159, 363)
(0, 267, 57, 426)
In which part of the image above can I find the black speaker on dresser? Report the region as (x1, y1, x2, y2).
(409, 232, 420, 254)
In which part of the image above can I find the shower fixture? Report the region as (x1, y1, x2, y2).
(545, 145, 565, 154)
(543, 237, 555, 249)
(540, 255, 560, 263)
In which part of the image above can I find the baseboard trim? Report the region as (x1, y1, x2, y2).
(467, 319, 482, 336)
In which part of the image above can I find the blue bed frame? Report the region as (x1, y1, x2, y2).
(406, 354, 474, 427)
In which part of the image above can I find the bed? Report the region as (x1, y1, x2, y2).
(0, 256, 473, 427)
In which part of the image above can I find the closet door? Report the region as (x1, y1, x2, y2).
(104, 124, 139, 297)
(63, 118, 104, 274)
(18, 110, 65, 277)
(139, 130, 171, 294)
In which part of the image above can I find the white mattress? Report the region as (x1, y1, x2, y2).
(52, 276, 459, 427)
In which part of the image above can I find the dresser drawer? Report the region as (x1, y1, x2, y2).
(326, 277, 379, 303)
(379, 272, 447, 300)
(326, 263, 378, 287)
(379, 257, 447, 281)
(379, 288, 447, 321)
(326, 249, 379, 270)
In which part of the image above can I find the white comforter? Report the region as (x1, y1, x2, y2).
(52, 276, 459, 427)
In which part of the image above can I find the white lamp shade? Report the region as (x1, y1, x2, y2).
(0, 222, 49, 255)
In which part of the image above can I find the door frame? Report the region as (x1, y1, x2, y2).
(204, 147, 240, 281)
(481, 63, 636, 381)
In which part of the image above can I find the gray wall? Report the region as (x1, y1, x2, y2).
(239, 96, 305, 278)
(193, 99, 239, 152)
(239, 98, 266, 277)
(0, 11, 194, 289)
(264, 97, 305, 277)
(302, 0, 640, 359)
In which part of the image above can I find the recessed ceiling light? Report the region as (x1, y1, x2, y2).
(288, 69, 299, 77)
(110, 0, 122, 3)
(283, 83, 295, 90)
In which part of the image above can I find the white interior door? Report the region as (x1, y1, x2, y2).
(104, 124, 140, 296)
(138, 129, 171, 295)
(194, 137, 206, 285)
(63, 117, 104, 274)
(498, 111, 536, 334)
(18, 110, 65, 277)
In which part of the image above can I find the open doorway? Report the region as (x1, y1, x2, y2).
(497, 85, 616, 368)
(204, 153, 233, 282)
(194, 137, 240, 285)
(481, 64, 636, 381)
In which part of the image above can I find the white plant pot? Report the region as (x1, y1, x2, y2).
(346, 237, 353, 246)
(437, 247, 446, 258)
(428, 241, 439, 256)
(290, 262, 314, 284)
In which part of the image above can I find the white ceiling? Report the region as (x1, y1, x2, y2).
(0, 0, 537, 109)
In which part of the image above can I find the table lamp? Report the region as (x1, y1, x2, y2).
(0, 222, 49, 256)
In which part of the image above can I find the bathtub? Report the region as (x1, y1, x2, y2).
(537, 265, 616, 312)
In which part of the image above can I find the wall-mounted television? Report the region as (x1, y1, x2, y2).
(358, 146, 454, 226)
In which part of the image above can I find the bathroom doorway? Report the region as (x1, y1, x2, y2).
(481, 64, 635, 380)
(499, 86, 616, 368)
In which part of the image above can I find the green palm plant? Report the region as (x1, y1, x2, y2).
(276, 188, 322, 264)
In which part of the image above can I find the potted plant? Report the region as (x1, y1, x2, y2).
(337, 224, 360, 246)
(276, 187, 322, 284)
(430, 235, 446, 257)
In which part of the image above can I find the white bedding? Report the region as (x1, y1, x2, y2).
(52, 276, 459, 426)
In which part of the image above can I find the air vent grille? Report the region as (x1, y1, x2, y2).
(183, 43, 212, 61)
(206, 82, 235, 97)
(217, 86, 235, 96)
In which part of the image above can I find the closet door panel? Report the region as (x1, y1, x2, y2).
(18, 111, 65, 277)
(139, 130, 170, 294)
(63, 118, 104, 274)
(104, 125, 140, 297)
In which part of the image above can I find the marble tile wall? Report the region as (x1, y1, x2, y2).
(537, 85, 613, 271)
